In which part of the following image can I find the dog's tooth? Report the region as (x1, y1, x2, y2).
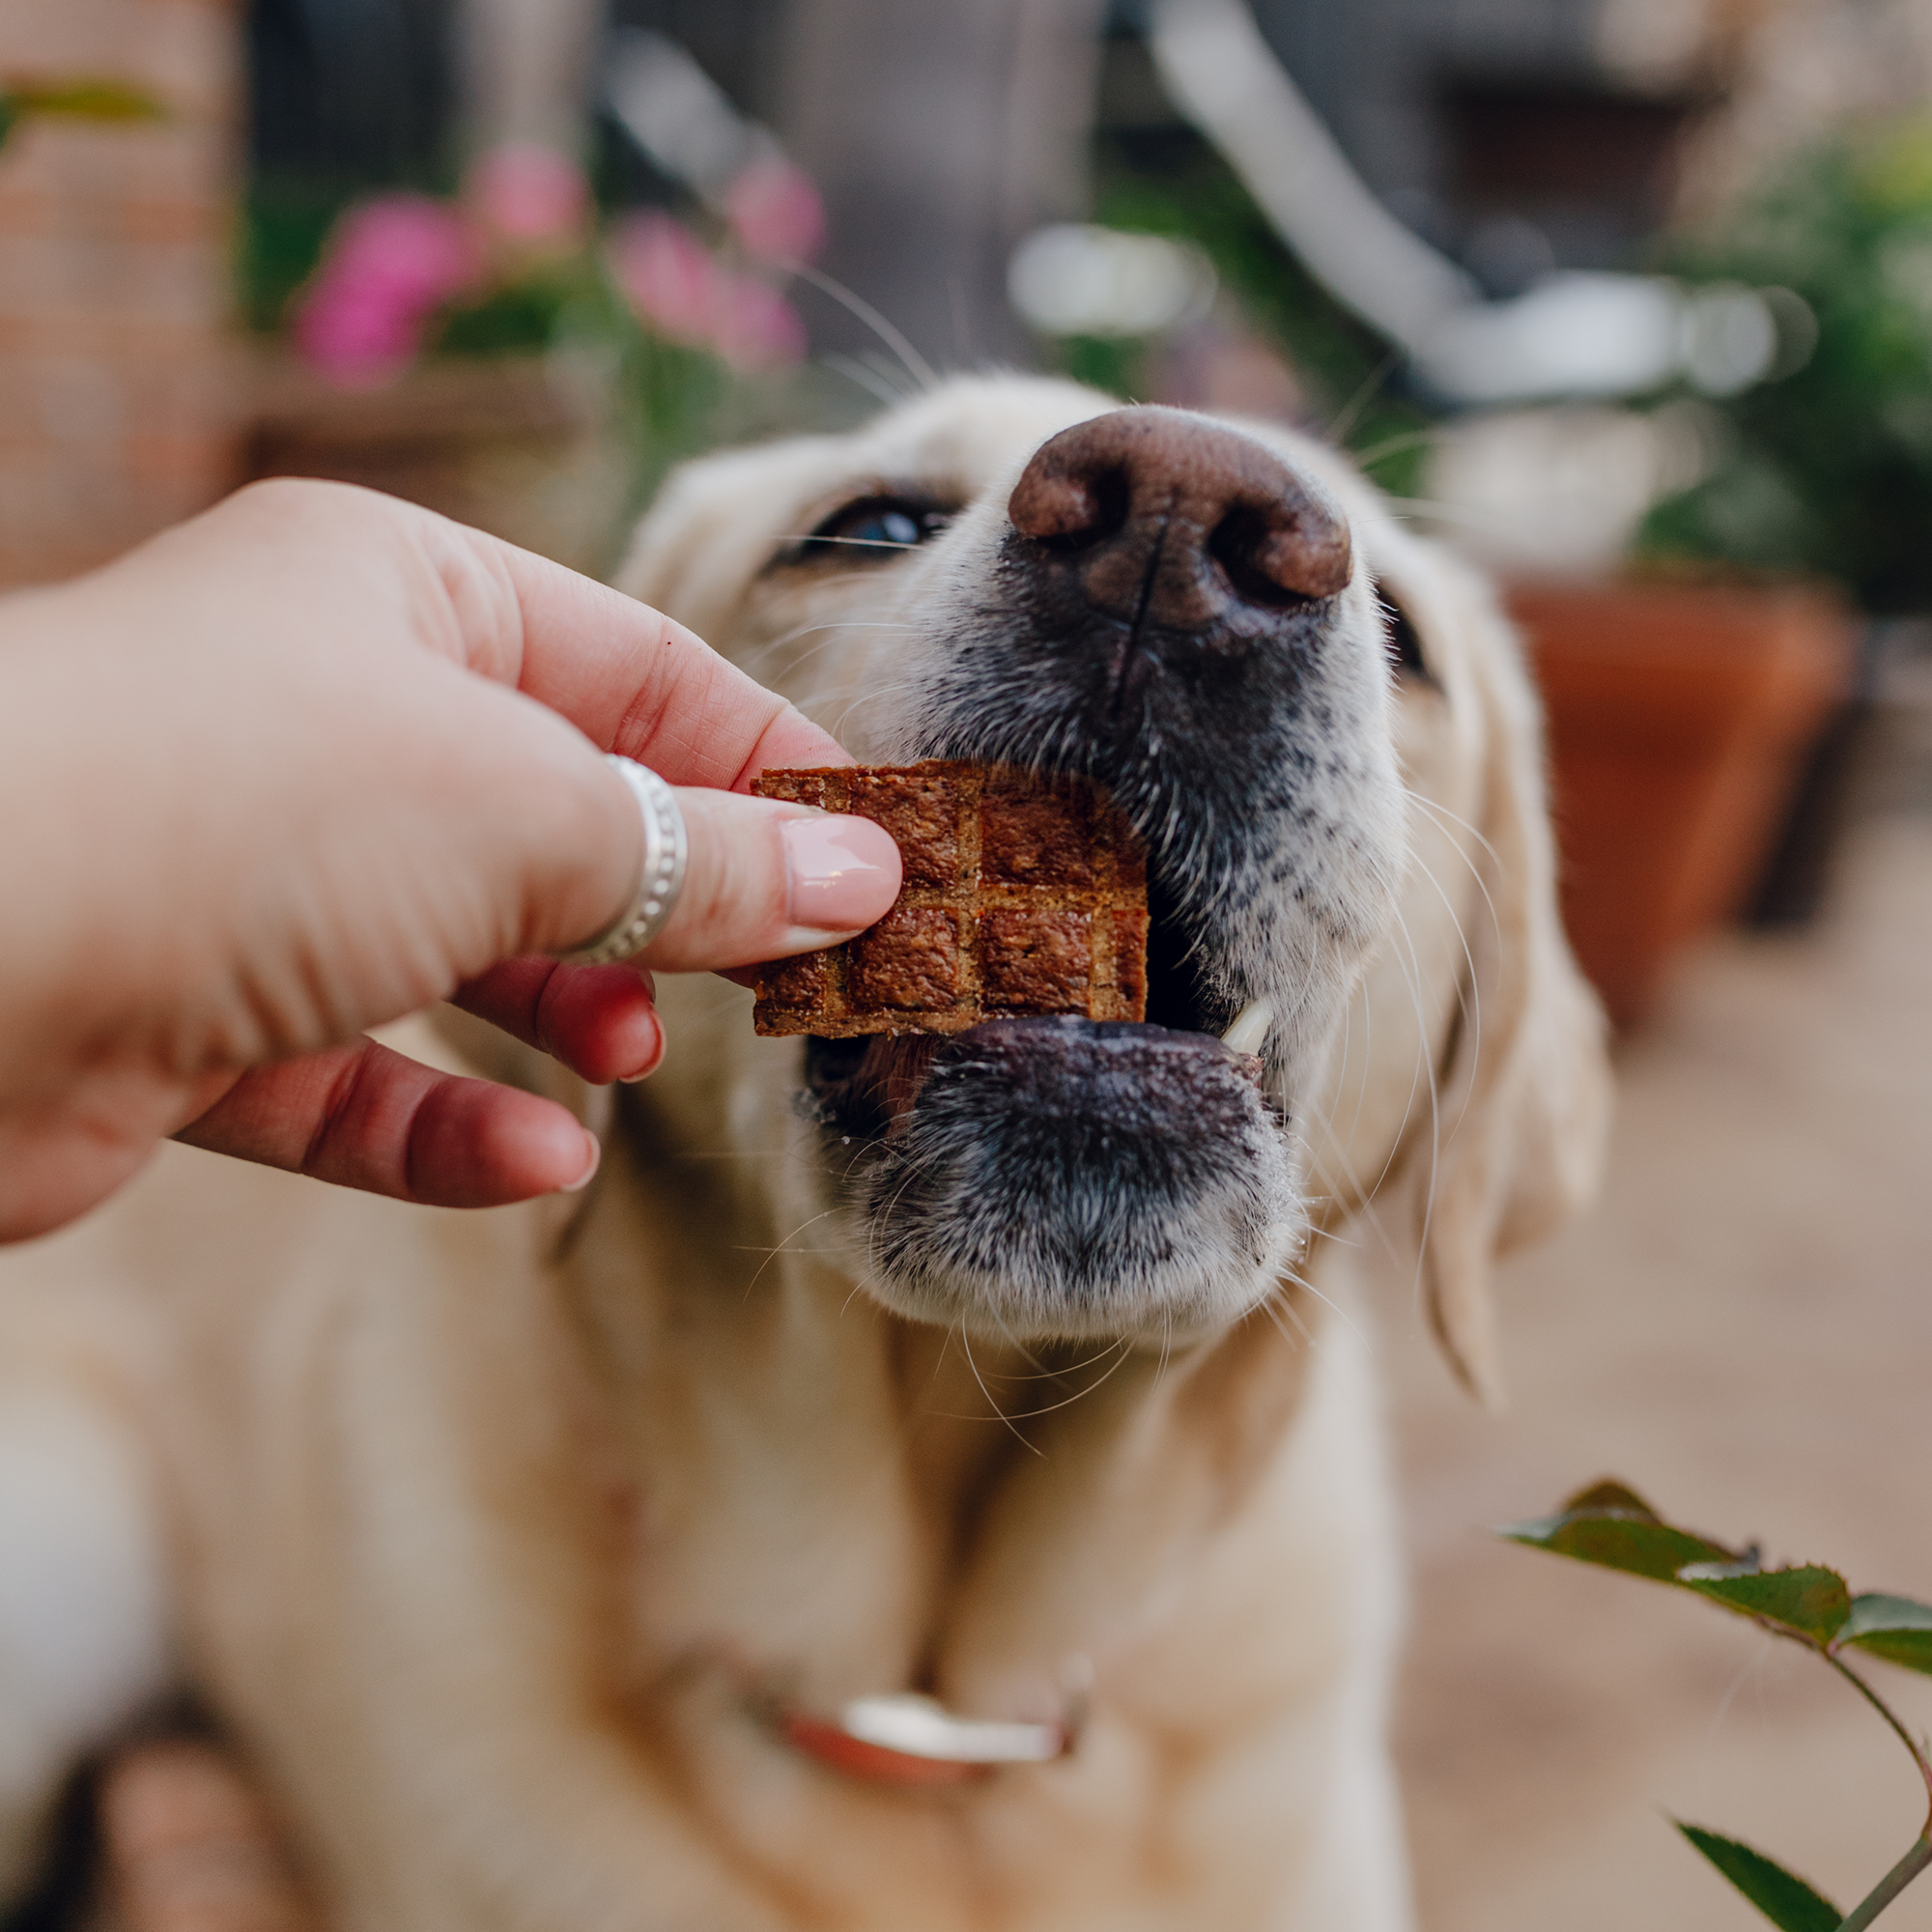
(1220, 1000, 1273, 1056)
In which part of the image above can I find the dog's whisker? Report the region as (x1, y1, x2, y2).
(1272, 1264, 1372, 1351)
(782, 263, 939, 391)
(1401, 787, 1504, 949)
(957, 1322, 1042, 1455)
(1269, 1283, 1316, 1346)
(822, 350, 922, 411)
(1406, 845, 1484, 1081)
(735, 1207, 842, 1303)
(767, 535, 932, 551)
(1321, 349, 1402, 448)
(739, 616, 922, 681)
(998, 1336, 1136, 1384)
(987, 1338, 1140, 1422)
(1379, 901, 1450, 1321)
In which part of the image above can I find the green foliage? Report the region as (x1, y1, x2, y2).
(1082, 134, 1432, 498)
(237, 178, 355, 335)
(1678, 1563, 1853, 1646)
(1675, 1825, 1842, 1932)
(1056, 333, 1153, 404)
(1842, 1596, 1932, 1676)
(1637, 115, 1932, 611)
(1508, 1480, 1932, 1930)
(1500, 1478, 1740, 1582)
(431, 271, 587, 360)
(0, 76, 164, 155)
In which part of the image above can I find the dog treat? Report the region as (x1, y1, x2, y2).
(752, 762, 1149, 1037)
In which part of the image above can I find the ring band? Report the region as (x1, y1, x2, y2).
(558, 756, 689, 966)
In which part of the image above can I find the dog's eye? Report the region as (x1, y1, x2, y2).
(794, 496, 953, 561)
(1380, 591, 1432, 683)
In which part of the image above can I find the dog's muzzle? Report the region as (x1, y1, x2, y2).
(801, 406, 1391, 1338)
(808, 1017, 1296, 1339)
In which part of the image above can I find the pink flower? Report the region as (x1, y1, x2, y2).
(466, 143, 588, 244)
(724, 156, 826, 264)
(293, 194, 481, 387)
(609, 211, 807, 370)
(712, 272, 807, 370)
(610, 212, 723, 345)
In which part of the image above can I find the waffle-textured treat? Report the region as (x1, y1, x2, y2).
(753, 762, 1149, 1037)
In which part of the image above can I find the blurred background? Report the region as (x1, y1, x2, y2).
(5, 1, 1932, 1927)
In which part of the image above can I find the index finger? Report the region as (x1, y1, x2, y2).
(451, 523, 847, 790)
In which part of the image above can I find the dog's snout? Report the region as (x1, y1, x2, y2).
(1007, 407, 1352, 630)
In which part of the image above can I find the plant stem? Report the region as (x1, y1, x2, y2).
(1826, 1653, 1932, 1817)
(1817, 1653, 1932, 1929)
(1836, 1833, 1932, 1932)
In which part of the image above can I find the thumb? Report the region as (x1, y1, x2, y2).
(583, 787, 902, 975)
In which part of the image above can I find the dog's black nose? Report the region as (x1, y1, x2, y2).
(1008, 406, 1351, 630)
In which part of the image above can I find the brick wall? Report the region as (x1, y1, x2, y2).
(0, 0, 240, 588)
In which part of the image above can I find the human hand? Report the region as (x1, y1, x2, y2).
(0, 480, 900, 1240)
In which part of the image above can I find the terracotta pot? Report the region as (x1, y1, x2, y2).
(244, 351, 633, 577)
(1507, 579, 1853, 1030)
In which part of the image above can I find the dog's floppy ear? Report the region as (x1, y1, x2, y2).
(1417, 584, 1612, 1409)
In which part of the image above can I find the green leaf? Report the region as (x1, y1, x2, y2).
(1501, 1478, 1739, 1583)
(5, 79, 165, 124)
(1556, 1478, 1663, 1518)
(1675, 1822, 1841, 1932)
(1840, 1592, 1932, 1674)
(1678, 1563, 1852, 1646)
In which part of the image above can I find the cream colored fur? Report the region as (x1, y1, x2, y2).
(0, 377, 1608, 1930)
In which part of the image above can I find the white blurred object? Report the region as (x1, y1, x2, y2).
(1146, 0, 1474, 356)
(1421, 403, 1715, 577)
(1595, 0, 1713, 90)
(1679, 281, 1782, 396)
(1420, 275, 1793, 404)
(1009, 225, 1216, 337)
(1144, 0, 1808, 407)
(1417, 273, 1683, 403)
(838, 1693, 1063, 1765)
(604, 27, 771, 199)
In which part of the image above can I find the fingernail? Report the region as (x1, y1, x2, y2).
(616, 1020, 666, 1084)
(782, 814, 901, 931)
(560, 1132, 601, 1193)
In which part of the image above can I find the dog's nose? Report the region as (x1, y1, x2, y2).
(1007, 407, 1351, 632)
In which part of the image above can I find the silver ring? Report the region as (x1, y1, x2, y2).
(558, 756, 689, 966)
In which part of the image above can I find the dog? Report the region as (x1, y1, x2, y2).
(0, 375, 1608, 1930)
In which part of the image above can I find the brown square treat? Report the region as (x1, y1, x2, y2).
(755, 770, 834, 811)
(980, 909, 1092, 1011)
(761, 950, 829, 1009)
(750, 761, 1149, 1037)
(1107, 907, 1151, 1015)
(846, 907, 961, 1011)
(981, 780, 1093, 887)
(847, 768, 959, 890)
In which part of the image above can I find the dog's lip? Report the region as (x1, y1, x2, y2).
(810, 1015, 1264, 1137)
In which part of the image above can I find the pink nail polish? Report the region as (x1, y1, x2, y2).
(782, 814, 902, 930)
(617, 1027, 666, 1084)
(560, 1132, 602, 1193)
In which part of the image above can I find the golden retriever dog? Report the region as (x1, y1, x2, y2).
(0, 377, 1608, 1931)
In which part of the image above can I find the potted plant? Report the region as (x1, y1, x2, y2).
(1507, 576, 1852, 1030)
(244, 144, 825, 575)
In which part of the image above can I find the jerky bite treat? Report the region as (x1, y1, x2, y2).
(753, 762, 1149, 1037)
